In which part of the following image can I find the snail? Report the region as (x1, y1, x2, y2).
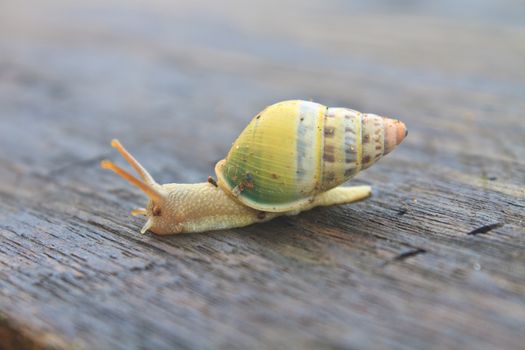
(101, 100, 407, 235)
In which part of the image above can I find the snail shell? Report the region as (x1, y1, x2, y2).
(215, 100, 406, 212)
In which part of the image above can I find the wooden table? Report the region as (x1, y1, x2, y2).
(1, 1, 524, 349)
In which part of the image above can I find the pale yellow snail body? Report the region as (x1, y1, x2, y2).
(101, 100, 407, 235)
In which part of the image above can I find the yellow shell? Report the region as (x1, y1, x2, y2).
(215, 100, 406, 212)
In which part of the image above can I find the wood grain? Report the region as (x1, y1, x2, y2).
(0, 1, 524, 349)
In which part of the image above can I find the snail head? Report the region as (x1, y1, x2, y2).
(100, 139, 168, 233)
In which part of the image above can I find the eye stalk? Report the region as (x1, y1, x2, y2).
(131, 208, 147, 216)
(100, 160, 163, 202)
(101, 139, 172, 234)
(110, 139, 156, 185)
(100, 139, 164, 202)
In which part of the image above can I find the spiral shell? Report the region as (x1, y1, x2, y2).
(215, 100, 406, 212)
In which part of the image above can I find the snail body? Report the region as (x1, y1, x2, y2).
(102, 100, 407, 235)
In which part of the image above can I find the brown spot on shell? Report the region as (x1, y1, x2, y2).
(257, 211, 266, 220)
(325, 171, 336, 182)
(232, 184, 245, 196)
(324, 127, 335, 137)
(323, 144, 335, 162)
(344, 168, 356, 176)
(323, 154, 335, 162)
(362, 155, 371, 164)
(363, 134, 370, 144)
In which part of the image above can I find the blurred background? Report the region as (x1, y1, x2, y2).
(0, 1, 524, 349)
(1, 0, 523, 184)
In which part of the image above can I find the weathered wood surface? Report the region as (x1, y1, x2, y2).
(1, 1, 524, 349)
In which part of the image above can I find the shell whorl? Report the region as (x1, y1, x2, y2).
(320, 107, 406, 190)
(215, 100, 407, 212)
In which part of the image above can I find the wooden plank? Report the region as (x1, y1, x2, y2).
(0, 1, 524, 349)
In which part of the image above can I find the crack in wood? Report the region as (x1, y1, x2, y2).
(467, 223, 505, 235)
(397, 207, 408, 216)
(392, 248, 427, 262)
